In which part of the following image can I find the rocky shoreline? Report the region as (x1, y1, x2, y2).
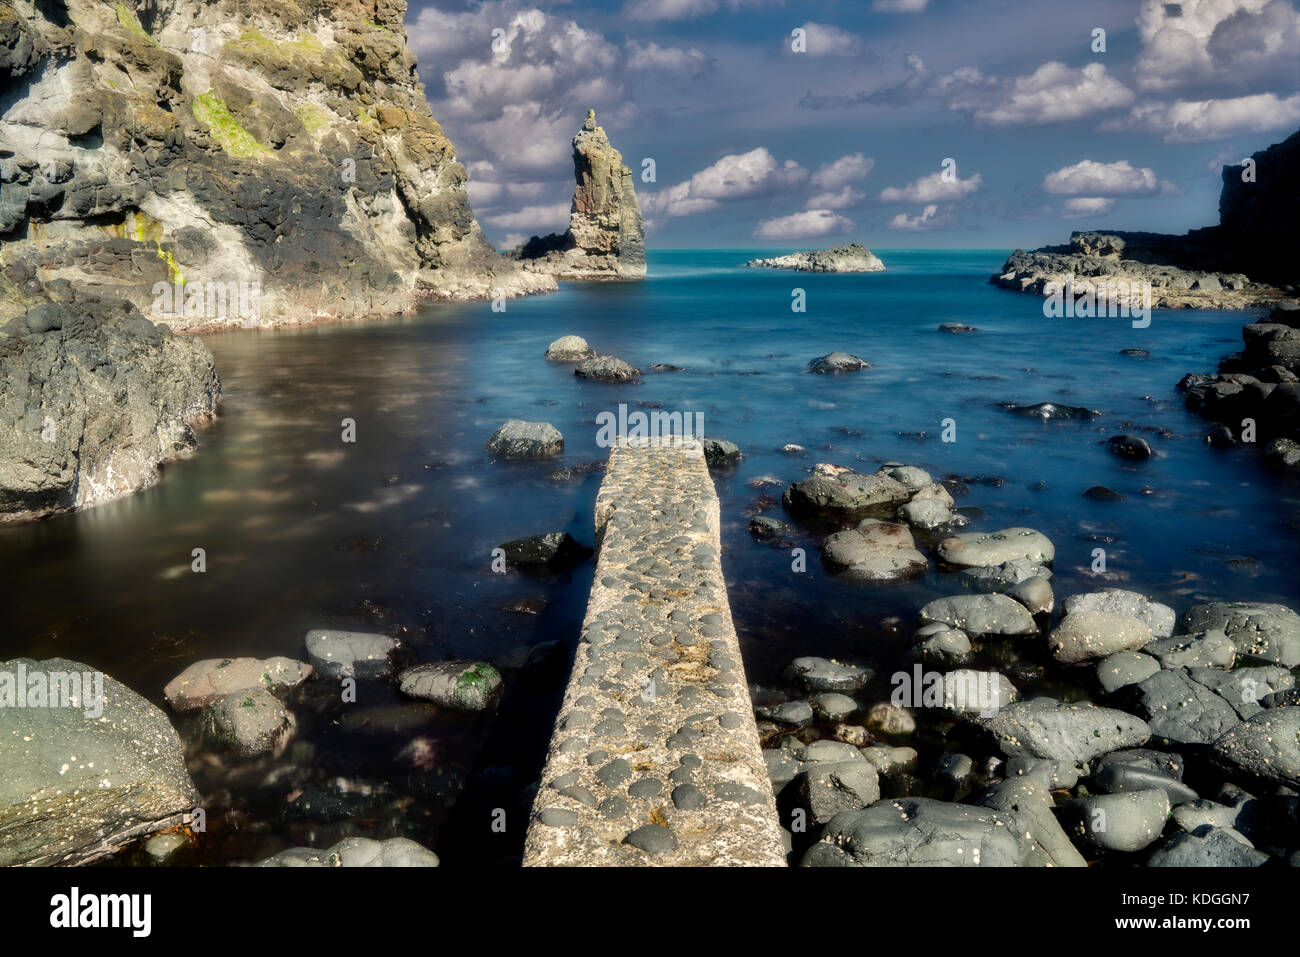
(992, 130, 1299, 311)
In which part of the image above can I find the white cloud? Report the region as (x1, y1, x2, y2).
(625, 40, 711, 77)
(976, 62, 1134, 126)
(888, 204, 946, 230)
(872, 0, 928, 11)
(794, 22, 863, 57)
(755, 208, 855, 239)
(811, 152, 875, 190)
(481, 202, 572, 230)
(1135, 0, 1300, 92)
(623, 0, 782, 21)
(1115, 92, 1300, 142)
(879, 169, 981, 203)
(1042, 159, 1170, 196)
(1062, 197, 1115, 217)
(807, 187, 867, 209)
(640, 147, 807, 219)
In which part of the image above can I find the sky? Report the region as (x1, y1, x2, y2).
(404, 0, 1300, 249)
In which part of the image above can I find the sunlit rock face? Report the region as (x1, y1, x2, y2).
(0, 0, 553, 330)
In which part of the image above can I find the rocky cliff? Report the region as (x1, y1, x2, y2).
(0, 0, 554, 522)
(993, 129, 1299, 309)
(0, 0, 553, 329)
(515, 110, 646, 281)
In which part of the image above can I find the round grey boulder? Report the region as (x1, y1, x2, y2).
(937, 527, 1054, 568)
(205, 688, 296, 757)
(399, 661, 503, 712)
(1048, 611, 1152, 665)
(544, 335, 594, 360)
(486, 419, 564, 460)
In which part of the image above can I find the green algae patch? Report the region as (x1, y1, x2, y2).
(115, 3, 156, 45)
(295, 104, 330, 133)
(192, 91, 271, 158)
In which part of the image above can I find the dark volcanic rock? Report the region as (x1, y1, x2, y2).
(498, 532, 593, 570)
(0, 292, 219, 521)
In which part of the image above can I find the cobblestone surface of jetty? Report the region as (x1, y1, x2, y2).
(523, 438, 786, 865)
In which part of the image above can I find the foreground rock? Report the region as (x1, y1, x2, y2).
(803, 797, 1055, 866)
(977, 698, 1151, 768)
(1130, 669, 1240, 746)
(1210, 707, 1300, 788)
(937, 528, 1054, 568)
(204, 688, 296, 756)
(747, 243, 885, 273)
(821, 519, 928, 583)
(486, 420, 564, 460)
(0, 657, 197, 865)
(398, 661, 503, 712)
(255, 836, 439, 867)
(0, 294, 219, 522)
(514, 111, 646, 280)
(544, 335, 594, 360)
(304, 630, 396, 679)
(1048, 612, 1152, 665)
(783, 467, 911, 518)
(918, 594, 1038, 637)
(1180, 602, 1300, 668)
(164, 656, 312, 712)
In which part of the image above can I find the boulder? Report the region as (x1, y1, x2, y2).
(204, 688, 296, 756)
(497, 532, 593, 570)
(398, 661, 503, 712)
(1130, 669, 1240, 746)
(783, 469, 911, 517)
(0, 658, 197, 866)
(937, 527, 1054, 568)
(918, 593, 1039, 637)
(1062, 789, 1170, 853)
(255, 836, 440, 867)
(977, 697, 1151, 767)
(574, 355, 641, 382)
(1060, 589, 1176, 638)
(1178, 602, 1300, 667)
(486, 420, 564, 460)
(544, 335, 595, 360)
(821, 519, 928, 583)
(1048, 612, 1153, 665)
(305, 630, 397, 679)
(163, 656, 312, 712)
(806, 351, 869, 374)
(1209, 706, 1300, 789)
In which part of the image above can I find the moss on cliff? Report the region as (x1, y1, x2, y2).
(191, 91, 271, 158)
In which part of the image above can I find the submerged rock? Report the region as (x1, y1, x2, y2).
(398, 661, 503, 712)
(806, 351, 869, 374)
(784, 657, 871, 693)
(498, 532, 593, 570)
(0, 657, 198, 866)
(255, 836, 439, 867)
(1004, 402, 1099, 420)
(574, 355, 641, 382)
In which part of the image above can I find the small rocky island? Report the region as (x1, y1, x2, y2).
(746, 243, 885, 273)
(993, 130, 1298, 309)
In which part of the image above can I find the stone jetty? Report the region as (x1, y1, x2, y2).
(523, 437, 786, 866)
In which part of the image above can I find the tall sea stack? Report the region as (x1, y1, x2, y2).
(515, 110, 647, 281)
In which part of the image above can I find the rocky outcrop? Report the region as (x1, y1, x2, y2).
(514, 110, 646, 281)
(992, 129, 1299, 309)
(747, 243, 884, 273)
(0, 0, 553, 330)
(0, 286, 220, 521)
